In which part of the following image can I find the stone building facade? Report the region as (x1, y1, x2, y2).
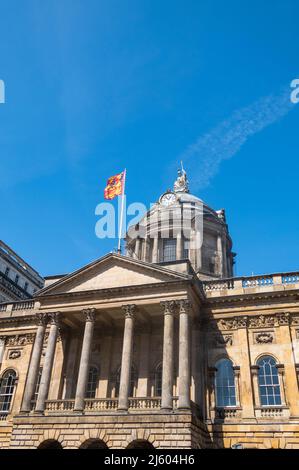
(0, 240, 44, 302)
(0, 172, 298, 449)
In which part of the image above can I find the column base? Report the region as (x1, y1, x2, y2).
(160, 404, 173, 412)
(117, 407, 128, 413)
(177, 407, 191, 412)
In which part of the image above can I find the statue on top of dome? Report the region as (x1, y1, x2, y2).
(174, 162, 189, 193)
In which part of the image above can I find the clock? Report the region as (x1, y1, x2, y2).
(159, 192, 177, 207)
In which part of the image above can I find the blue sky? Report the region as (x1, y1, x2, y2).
(0, 0, 298, 277)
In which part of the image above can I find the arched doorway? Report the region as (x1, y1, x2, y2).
(127, 440, 154, 449)
(38, 439, 62, 449)
(80, 438, 108, 449)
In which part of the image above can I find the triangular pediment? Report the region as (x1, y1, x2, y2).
(37, 253, 190, 296)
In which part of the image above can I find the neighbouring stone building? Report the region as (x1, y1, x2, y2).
(0, 240, 44, 302)
(0, 170, 299, 449)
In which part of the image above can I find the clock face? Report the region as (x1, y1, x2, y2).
(160, 192, 177, 207)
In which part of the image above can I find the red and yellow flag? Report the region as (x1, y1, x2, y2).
(104, 171, 125, 200)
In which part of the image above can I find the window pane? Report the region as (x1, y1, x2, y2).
(0, 370, 17, 413)
(257, 356, 281, 407)
(86, 367, 98, 398)
(215, 359, 236, 407)
(161, 239, 176, 262)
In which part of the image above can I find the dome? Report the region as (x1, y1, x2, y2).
(125, 168, 234, 279)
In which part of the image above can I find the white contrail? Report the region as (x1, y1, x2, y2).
(180, 87, 295, 189)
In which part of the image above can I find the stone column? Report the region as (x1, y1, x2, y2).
(118, 304, 136, 411)
(161, 300, 176, 410)
(178, 300, 191, 409)
(233, 366, 241, 407)
(35, 312, 60, 413)
(276, 364, 287, 406)
(251, 365, 260, 408)
(237, 324, 255, 419)
(176, 231, 183, 260)
(0, 336, 6, 366)
(208, 367, 217, 420)
(277, 315, 299, 415)
(217, 233, 223, 276)
(21, 314, 47, 413)
(142, 238, 150, 262)
(134, 237, 141, 259)
(152, 236, 159, 263)
(222, 239, 227, 277)
(74, 308, 96, 411)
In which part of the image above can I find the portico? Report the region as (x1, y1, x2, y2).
(19, 254, 203, 418)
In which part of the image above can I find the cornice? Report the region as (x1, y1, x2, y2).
(204, 290, 299, 306)
(36, 279, 192, 302)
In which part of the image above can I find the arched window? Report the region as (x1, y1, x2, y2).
(257, 356, 281, 406)
(0, 369, 17, 414)
(154, 364, 162, 396)
(115, 366, 136, 397)
(215, 359, 236, 407)
(86, 366, 98, 398)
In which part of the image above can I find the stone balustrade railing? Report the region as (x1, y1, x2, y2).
(0, 300, 35, 313)
(37, 397, 183, 414)
(215, 407, 241, 419)
(255, 407, 289, 418)
(203, 271, 299, 293)
(45, 399, 75, 412)
(84, 398, 118, 411)
(0, 411, 8, 421)
(128, 397, 161, 410)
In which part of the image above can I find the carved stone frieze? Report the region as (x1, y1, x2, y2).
(217, 317, 248, 331)
(8, 349, 21, 359)
(5, 333, 35, 346)
(254, 331, 274, 344)
(249, 315, 276, 328)
(213, 333, 233, 347)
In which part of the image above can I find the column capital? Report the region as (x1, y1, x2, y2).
(35, 313, 48, 327)
(0, 335, 6, 343)
(177, 299, 192, 314)
(122, 304, 137, 319)
(48, 311, 61, 326)
(160, 300, 176, 315)
(82, 308, 96, 322)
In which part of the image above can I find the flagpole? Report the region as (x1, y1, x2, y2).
(117, 169, 126, 254)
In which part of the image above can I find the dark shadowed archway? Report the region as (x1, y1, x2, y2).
(38, 439, 63, 449)
(80, 438, 108, 449)
(127, 440, 154, 449)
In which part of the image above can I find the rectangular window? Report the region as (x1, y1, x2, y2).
(24, 282, 28, 292)
(4, 267, 10, 276)
(183, 239, 189, 259)
(161, 239, 177, 262)
(15, 274, 19, 285)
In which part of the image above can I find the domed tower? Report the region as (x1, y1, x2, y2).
(125, 168, 235, 279)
